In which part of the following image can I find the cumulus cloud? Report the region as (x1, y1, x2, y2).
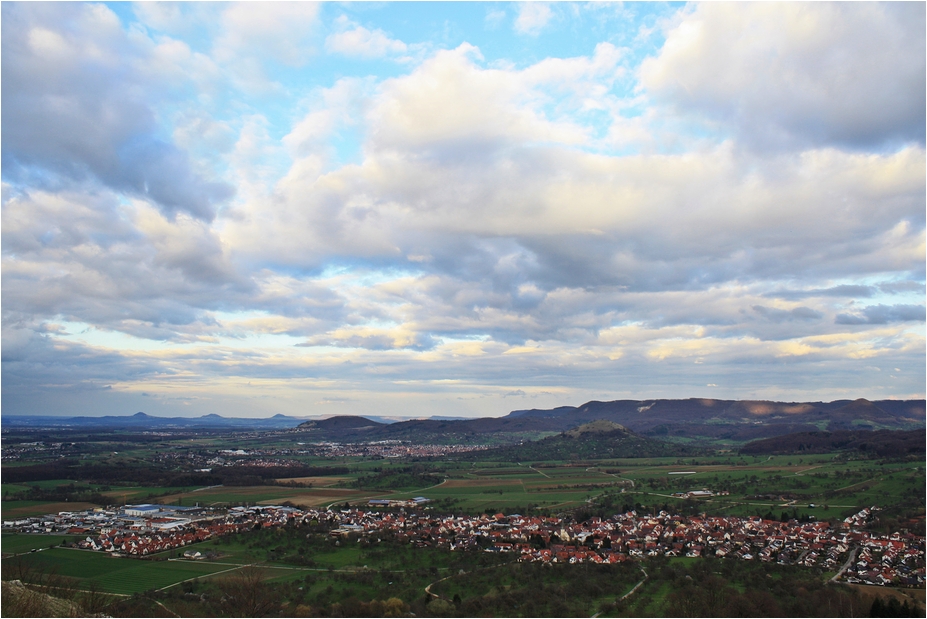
(640, 3, 926, 150)
(282, 78, 372, 159)
(1, 3, 232, 220)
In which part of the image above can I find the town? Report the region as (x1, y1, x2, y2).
(4, 502, 922, 589)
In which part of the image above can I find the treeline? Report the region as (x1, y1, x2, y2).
(465, 428, 698, 462)
(740, 429, 926, 456)
(2, 460, 348, 487)
(629, 556, 875, 618)
(349, 466, 442, 490)
(7, 483, 112, 506)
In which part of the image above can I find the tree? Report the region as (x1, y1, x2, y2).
(219, 567, 280, 617)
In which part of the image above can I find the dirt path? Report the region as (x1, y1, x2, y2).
(590, 566, 648, 617)
(586, 466, 635, 488)
(158, 563, 250, 591)
(323, 477, 448, 510)
(155, 599, 181, 617)
(424, 563, 507, 600)
(526, 464, 550, 478)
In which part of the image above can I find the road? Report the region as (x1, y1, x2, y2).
(829, 546, 859, 584)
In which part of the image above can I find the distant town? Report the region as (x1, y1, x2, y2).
(4, 502, 922, 589)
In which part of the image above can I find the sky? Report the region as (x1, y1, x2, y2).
(2, 2, 925, 419)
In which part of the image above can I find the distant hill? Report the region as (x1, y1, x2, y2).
(8, 398, 923, 447)
(294, 414, 568, 444)
(2, 412, 309, 430)
(297, 415, 386, 432)
(506, 398, 925, 441)
(740, 428, 926, 457)
(465, 420, 699, 461)
(289, 398, 924, 446)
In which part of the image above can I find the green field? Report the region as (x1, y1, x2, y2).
(1, 534, 83, 555)
(3, 454, 922, 523)
(2, 547, 240, 595)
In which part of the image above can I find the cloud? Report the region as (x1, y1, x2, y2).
(835, 304, 925, 325)
(3, 5, 925, 417)
(1, 3, 232, 220)
(514, 3, 553, 36)
(485, 9, 506, 30)
(640, 3, 926, 150)
(325, 17, 408, 59)
(365, 43, 592, 154)
(212, 2, 320, 93)
(227, 43, 924, 341)
(282, 78, 372, 159)
(879, 280, 926, 295)
(300, 325, 436, 351)
(752, 305, 823, 323)
(214, 2, 319, 67)
(769, 284, 877, 300)
(0, 186, 353, 344)
(132, 2, 221, 38)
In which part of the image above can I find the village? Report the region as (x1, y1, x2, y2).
(3, 501, 923, 589)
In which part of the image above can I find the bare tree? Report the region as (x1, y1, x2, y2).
(219, 566, 280, 617)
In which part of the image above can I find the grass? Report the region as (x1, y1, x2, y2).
(1, 547, 242, 595)
(1, 534, 84, 555)
(1, 484, 32, 495)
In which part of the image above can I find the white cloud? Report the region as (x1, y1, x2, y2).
(640, 2, 926, 150)
(365, 44, 593, 153)
(212, 2, 320, 93)
(485, 9, 506, 30)
(325, 17, 408, 59)
(282, 78, 372, 165)
(514, 3, 553, 36)
(215, 2, 319, 67)
(132, 2, 221, 38)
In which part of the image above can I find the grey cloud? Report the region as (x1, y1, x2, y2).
(1, 324, 168, 384)
(298, 331, 436, 351)
(1, 3, 233, 220)
(835, 304, 925, 325)
(879, 280, 926, 295)
(2, 187, 350, 344)
(768, 285, 877, 300)
(752, 305, 823, 323)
